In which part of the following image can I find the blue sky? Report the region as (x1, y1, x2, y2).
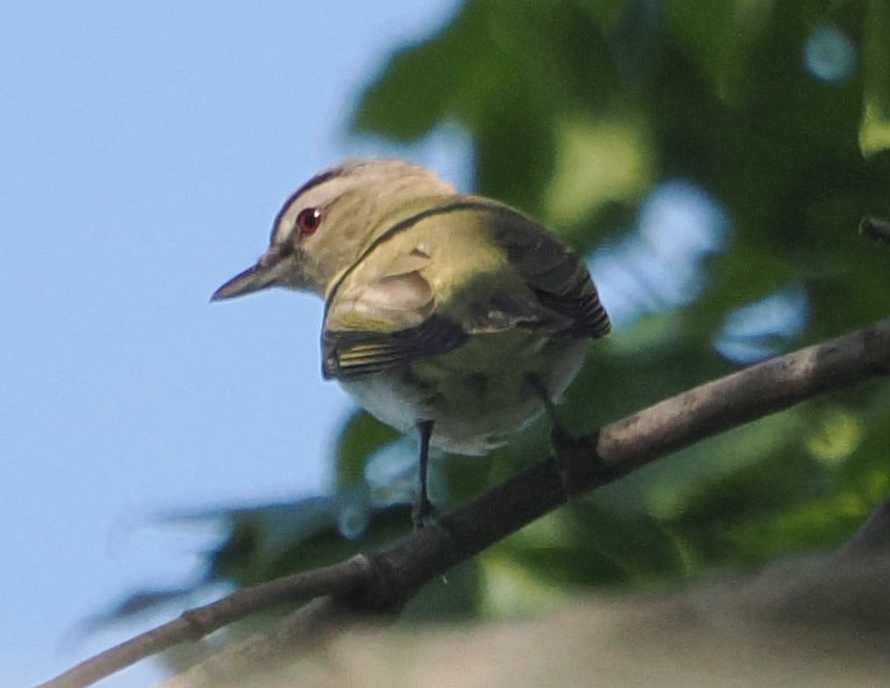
(0, 2, 462, 685)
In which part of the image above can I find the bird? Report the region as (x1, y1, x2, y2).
(212, 160, 610, 525)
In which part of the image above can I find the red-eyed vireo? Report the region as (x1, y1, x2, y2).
(212, 160, 610, 524)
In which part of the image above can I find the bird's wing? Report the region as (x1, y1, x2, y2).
(322, 312, 467, 380)
(490, 207, 611, 339)
(322, 248, 466, 380)
(320, 201, 609, 380)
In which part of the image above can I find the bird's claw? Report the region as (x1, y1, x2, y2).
(551, 428, 606, 499)
(412, 495, 439, 530)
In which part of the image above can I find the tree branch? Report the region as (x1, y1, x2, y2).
(170, 521, 890, 688)
(37, 319, 890, 688)
(36, 558, 374, 688)
(158, 596, 357, 688)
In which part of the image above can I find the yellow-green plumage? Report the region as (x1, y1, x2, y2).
(322, 198, 607, 453)
(212, 160, 609, 517)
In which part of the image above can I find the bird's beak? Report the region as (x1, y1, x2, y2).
(211, 246, 290, 301)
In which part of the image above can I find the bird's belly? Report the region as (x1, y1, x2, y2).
(338, 332, 587, 455)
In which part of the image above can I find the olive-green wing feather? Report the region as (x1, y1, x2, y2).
(321, 200, 608, 380)
(322, 250, 467, 380)
(322, 313, 467, 380)
(491, 208, 611, 339)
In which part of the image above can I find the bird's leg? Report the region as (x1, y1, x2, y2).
(527, 375, 601, 499)
(527, 376, 571, 445)
(412, 419, 436, 528)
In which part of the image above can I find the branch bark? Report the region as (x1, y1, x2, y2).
(171, 521, 890, 688)
(37, 319, 890, 688)
(36, 559, 375, 688)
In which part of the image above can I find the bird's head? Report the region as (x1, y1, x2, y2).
(211, 159, 455, 302)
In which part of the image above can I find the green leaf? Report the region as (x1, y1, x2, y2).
(334, 410, 399, 489)
(666, 0, 771, 106)
(860, 0, 890, 155)
(542, 111, 654, 227)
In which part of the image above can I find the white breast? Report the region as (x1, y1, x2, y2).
(339, 332, 588, 455)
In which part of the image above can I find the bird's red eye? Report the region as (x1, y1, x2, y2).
(296, 207, 322, 236)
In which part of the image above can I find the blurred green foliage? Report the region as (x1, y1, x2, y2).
(133, 0, 890, 626)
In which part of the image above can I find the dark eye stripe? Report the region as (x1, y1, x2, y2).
(269, 168, 342, 242)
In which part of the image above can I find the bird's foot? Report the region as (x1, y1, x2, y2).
(551, 427, 610, 499)
(525, 375, 613, 498)
(412, 494, 439, 530)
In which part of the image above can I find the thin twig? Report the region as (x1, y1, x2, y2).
(158, 596, 355, 688)
(38, 319, 890, 688)
(36, 556, 374, 688)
